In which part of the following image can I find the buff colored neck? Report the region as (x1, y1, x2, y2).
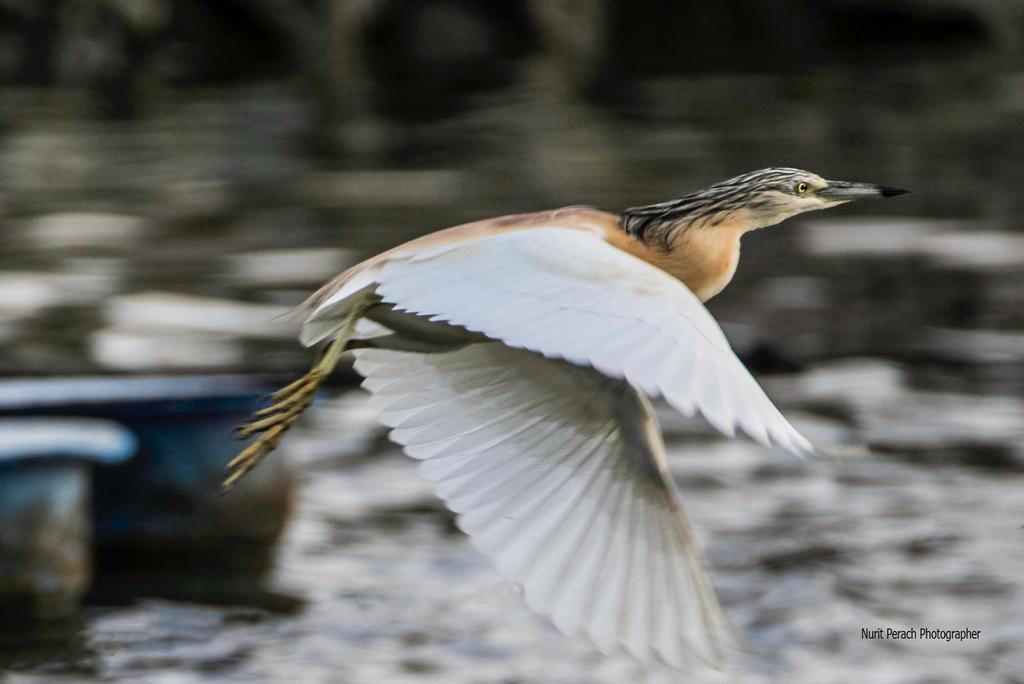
(657, 226, 744, 301)
(612, 215, 760, 302)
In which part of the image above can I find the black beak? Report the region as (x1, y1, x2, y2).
(818, 181, 910, 201)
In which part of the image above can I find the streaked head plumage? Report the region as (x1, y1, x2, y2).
(622, 167, 909, 248)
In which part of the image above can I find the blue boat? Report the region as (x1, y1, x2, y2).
(0, 418, 135, 619)
(0, 376, 297, 574)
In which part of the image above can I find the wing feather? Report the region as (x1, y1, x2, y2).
(352, 342, 739, 668)
(300, 225, 809, 669)
(314, 227, 811, 455)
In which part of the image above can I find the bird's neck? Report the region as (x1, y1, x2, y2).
(615, 222, 744, 302)
(663, 227, 744, 301)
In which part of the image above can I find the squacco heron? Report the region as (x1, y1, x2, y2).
(226, 167, 908, 670)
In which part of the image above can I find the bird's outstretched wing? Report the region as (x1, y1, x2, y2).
(353, 342, 739, 668)
(308, 227, 812, 456)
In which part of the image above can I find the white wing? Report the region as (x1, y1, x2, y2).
(311, 227, 812, 456)
(353, 342, 740, 668)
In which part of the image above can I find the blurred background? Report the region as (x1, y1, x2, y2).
(0, 0, 1022, 682)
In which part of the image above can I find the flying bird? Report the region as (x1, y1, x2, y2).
(226, 167, 908, 670)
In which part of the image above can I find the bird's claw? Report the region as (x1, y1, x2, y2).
(222, 419, 295, 491)
(238, 373, 321, 436)
(222, 291, 380, 492)
(223, 370, 321, 491)
(250, 381, 317, 418)
(270, 372, 320, 403)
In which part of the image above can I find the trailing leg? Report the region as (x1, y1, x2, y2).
(223, 293, 379, 490)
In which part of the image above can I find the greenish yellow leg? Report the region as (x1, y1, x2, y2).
(222, 293, 379, 491)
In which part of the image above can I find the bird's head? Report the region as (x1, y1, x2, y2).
(710, 167, 911, 227)
(622, 167, 909, 247)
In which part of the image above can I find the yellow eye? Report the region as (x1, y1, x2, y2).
(796, 182, 809, 194)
